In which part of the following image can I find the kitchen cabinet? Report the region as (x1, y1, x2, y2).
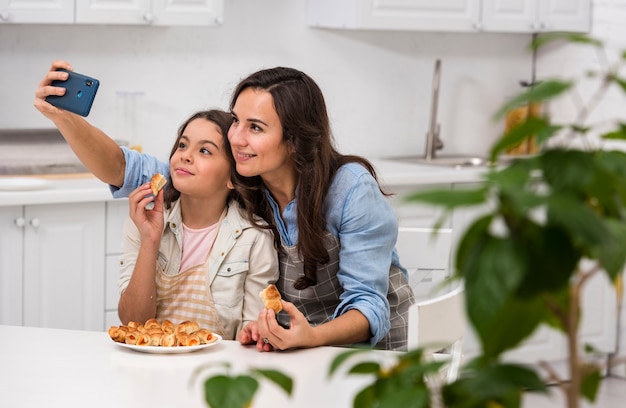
(307, 0, 480, 32)
(0, 202, 105, 331)
(0, 0, 73, 24)
(481, 0, 591, 33)
(0, 0, 223, 26)
(389, 184, 454, 301)
(104, 199, 127, 328)
(75, 0, 223, 26)
(306, 0, 591, 33)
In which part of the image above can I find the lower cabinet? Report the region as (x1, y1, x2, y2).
(0, 202, 104, 330)
(104, 199, 127, 328)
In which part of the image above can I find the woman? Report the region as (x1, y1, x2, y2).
(117, 109, 278, 340)
(34, 61, 414, 350)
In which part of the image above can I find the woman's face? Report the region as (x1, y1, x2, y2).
(170, 118, 233, 198)
(228, 88, 293, 181)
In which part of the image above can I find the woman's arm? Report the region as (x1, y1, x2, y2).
(34, 60, 125, 187)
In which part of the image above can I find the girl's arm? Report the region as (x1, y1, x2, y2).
(117, 185, 165, 324)
(34, 60, 125, 187)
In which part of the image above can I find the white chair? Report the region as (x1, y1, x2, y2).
(406, 284, 466, 384)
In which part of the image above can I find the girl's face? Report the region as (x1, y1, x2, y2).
(170, 118, 233, 198)
(228, 88, 293, 181)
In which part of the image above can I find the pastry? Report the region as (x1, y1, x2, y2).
(259, 284, 283, 313)
(150, 173, 167, 196)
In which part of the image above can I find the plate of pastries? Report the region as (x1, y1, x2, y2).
(108, 318, 222, 354)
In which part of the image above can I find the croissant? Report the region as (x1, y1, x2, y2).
(108, 326, 128, 343)
(124, 330, 140, 345)
(160, 332, 177, 347)
(144, 318, 161, 330)
(175, 320, 199, 336)
(150, 173, 167, 196)
(259, 284, 283, 313)
(161, 319, 175, 334)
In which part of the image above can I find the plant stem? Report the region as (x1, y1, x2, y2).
(566, 276, 581, 408)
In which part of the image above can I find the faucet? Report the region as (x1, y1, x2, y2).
(424, 59, 444, 160)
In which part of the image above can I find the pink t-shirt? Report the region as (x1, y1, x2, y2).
(179, 222, 219, 272)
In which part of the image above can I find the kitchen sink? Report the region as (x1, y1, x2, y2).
(387, 155, 492, 168)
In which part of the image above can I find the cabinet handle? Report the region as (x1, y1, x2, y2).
(143, 13, 154, 24)
(14, 217, 25, 228)
(0, 10, 9, 21)
(30, 218, 40, 228)
(472, 21, 482, 31)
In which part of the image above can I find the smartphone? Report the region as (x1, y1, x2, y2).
(45, 69, 100, 117)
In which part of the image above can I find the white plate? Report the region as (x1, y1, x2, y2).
(113, 334, 222, 354)
(0, 177, 50, 191)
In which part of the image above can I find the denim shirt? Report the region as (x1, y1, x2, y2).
(114, 147, 407, 345)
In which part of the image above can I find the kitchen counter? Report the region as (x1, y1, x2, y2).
(0, 174, 115, 207)
(371, 159, 486, 186)
(0, 160, 487, 207)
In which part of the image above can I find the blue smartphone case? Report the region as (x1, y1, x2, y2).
(45, 69, 100, 117)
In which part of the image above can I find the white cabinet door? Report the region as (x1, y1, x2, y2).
(539, 0, 591, 33)
(481, 0, 539, 32)
(307, 0, 481, 32)
(152, 0, 223, 26)
(482, 0, 591, 33)
(0, 206, 24, 326)
(0, 0, 73, 23)
(75, 0, 223, 26)
(76, 0, 150, 25)
(22, 202, 105, 331)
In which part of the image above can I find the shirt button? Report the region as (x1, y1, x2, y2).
(171, 223, 177, 228)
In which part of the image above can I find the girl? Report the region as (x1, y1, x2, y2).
(117, 110, 278, 340)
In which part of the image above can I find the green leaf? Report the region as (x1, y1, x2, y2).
(442, 362, 546, 408)
(490, 117, 555, 161)
(203, 375, 258, 408)
(328, 348, 369, 377)
(515, 223, 579, 296)
(547, 194, 608, 249)
(348, 362, 381, 375)
(353, 384, 377, 408)
(609, 74, 626, 94)
(541, 149, 596, 193)
(404, 186, 488, 210)
(580, 365, 602, 402)
(250, 368, 294, 396)
(592, 219, 626, 280)
(601, 123, 626, 141)
(378, 387, 430, 408)
(493, 80, 573, 120)
(530, 33, 603, 51)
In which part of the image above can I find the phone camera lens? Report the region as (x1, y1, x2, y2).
(86, 80, 93, 86)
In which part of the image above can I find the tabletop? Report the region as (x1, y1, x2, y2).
(0, 324, 396, 408)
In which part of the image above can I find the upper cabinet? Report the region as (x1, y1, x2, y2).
(0, 0, 224, 26)
(306, 0, 591, 33)
(307, 0, 481, 32)
(0, 0, 74, 24)
(481, 0, 592, 33)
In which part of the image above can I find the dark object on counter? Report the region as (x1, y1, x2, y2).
(0, 129, 89, 175)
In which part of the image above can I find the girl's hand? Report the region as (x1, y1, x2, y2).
(128, 183, 164, 244)
(33, 60, 74, 119)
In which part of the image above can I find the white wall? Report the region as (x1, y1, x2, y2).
(536, 0, 626, 149)
(0, 0, 532, 162)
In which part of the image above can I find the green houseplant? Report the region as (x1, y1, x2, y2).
(330, 33, 626, 408)
(196, 33, 625, 408)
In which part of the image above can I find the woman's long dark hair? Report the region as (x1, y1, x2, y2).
(229, 68, 388, 290)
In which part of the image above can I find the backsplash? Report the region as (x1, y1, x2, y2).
(0, 129, 87, 175)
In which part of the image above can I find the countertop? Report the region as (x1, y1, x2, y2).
(0, 159, 487, 207)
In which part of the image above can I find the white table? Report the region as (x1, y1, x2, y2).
(0, 325, 394, 408)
